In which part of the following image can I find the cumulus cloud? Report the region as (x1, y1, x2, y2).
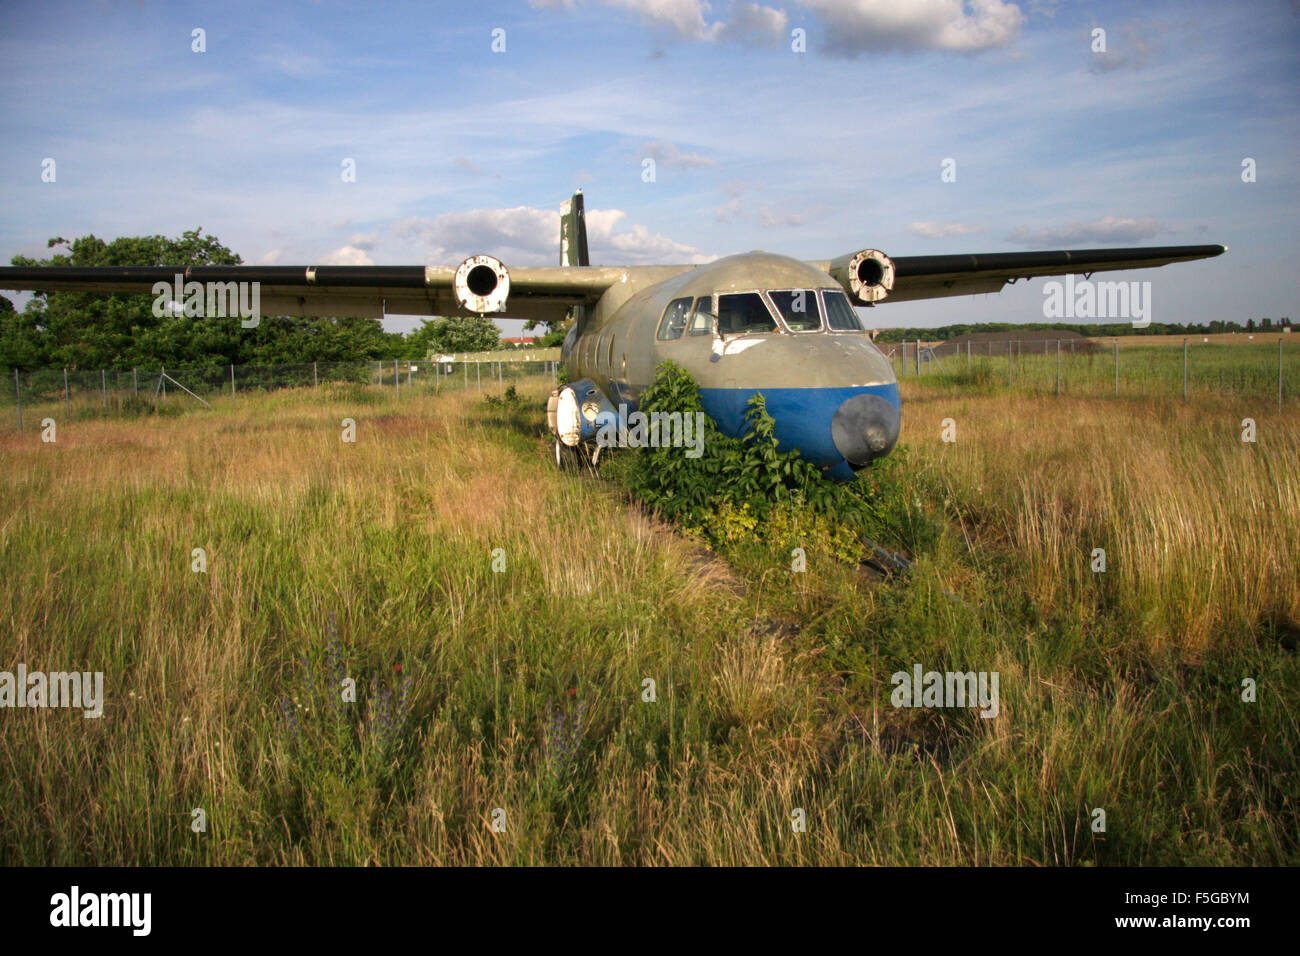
(909, 221, 983, 238)
(640, 139, 717, 169)
(803, 0, 1024, 55)
(531, 0, 787, 44)
(717, 1, 790, 45)
(585, 208, 715, 262)
(257, 248, 283, 265)
(1006, 216, 1164, 246)
(392, 205, 711, 266)
(321, 245, 375, 265)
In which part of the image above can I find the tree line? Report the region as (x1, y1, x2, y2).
(0, 231, 524, 370)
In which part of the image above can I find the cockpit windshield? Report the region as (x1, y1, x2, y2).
(823, 290, 864, 332)
(768, 290, 823, 332)
(717, 292, 777, 335)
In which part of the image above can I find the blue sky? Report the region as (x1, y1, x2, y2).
(1, 0, 1297, 334)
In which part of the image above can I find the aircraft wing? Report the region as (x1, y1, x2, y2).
(812, 244, 1227, 304)
(0, 262, 693, 325)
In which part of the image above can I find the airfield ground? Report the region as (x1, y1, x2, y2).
(1, 367, 1296, 865)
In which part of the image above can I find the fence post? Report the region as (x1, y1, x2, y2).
(1183, 337, 1188, 400)
(915, 340, 920, 376)
(230, 364, 235, 396)
(102, 369, 107, 408)
(1280, 338, 1284, 413)
(134, 368, 138, 398)
(1008, 342, 1012, 385)
(476, 362, 481, 392)
(967, 340, 971, 372)
(63, 367, 70, 414)
(1056, 340, 1061, 396)
(14, 369, 22, 432)
(314, 361, 318, 388)
(1114, 340, 1119, 396)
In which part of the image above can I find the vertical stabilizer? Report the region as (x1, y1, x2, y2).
(559, 190, 590, 267)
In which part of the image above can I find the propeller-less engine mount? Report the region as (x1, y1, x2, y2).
(827, 248, 895, 304)
(454, 254, 510, 313)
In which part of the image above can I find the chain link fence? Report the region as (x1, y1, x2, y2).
(1, 358, 561, 433)
(883, 337, 1295, 409)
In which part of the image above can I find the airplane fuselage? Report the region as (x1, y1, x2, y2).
(560, 252, 901, 479)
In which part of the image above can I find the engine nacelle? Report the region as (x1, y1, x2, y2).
(827, 248, 895, 304)
(453, 254, 510, 313)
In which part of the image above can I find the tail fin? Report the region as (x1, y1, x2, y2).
(559, 190, 590, 267)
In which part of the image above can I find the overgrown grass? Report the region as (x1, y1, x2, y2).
(0, 368, 1296, 865)
(891, 340, 1299, 403)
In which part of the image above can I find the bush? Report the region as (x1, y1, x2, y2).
(614, 361, 904, 555)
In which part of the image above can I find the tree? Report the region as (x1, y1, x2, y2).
(5, 231, 404, 368)
(407, 315, 501, 356)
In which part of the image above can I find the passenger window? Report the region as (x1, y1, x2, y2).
(688, 295, 714, 335)
(824, 290, 864, 332)
(718, 292, 777, 335)
(769, 290, 822, 332)
(657, 297, 692, 340)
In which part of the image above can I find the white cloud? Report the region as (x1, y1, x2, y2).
(641, 139, 717, 168)
(803, 0, 1024, 55)
(257, 248, 283, 265)
(1006, 216, 1164, 246)
(347, 232, 378, 251)
(533, 0, 787, 44)
(321, 245, 375, 265)
(909, 221, 983, 238)
(758, 205, 804, 227)
(584, 208, 714, 262)
(1087, 20, 1162, 73)
(714, 197, 746, 222)
(717, 2, 790, 45)
(392, 205, 711, 266)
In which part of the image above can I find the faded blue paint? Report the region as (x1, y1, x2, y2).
(699, 383, 901, 469)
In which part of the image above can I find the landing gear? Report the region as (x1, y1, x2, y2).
(554, 437, 576, 470)
(553, 436, 603, 475)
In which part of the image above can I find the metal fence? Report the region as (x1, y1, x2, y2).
(1, 358, 561, 432)
(883, 337, 1296, 409)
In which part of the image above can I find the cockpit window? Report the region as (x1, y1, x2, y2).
(688, 295, 714, 335)
(657, 297, 692, 340)
(768, 290, 823, 332)
(824, 290, 864, 332)
(718, 292, 777, 335)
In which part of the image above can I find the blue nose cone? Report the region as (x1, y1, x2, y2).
(831, 393, 901, 468)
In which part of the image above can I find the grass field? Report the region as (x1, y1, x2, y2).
(892, 339, 1297, 406)
(1, 369, 1297, 865)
